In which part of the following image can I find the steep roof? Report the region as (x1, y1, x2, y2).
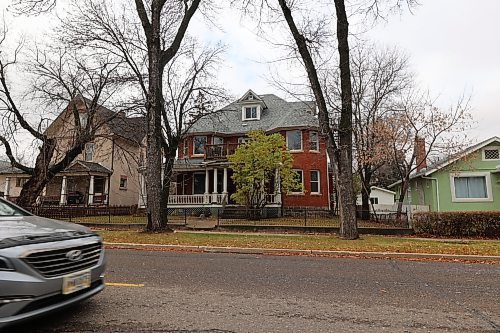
(188, 92, 318, 135)
(86, 98, 147, 144)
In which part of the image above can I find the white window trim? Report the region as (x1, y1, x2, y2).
(242, 105, 261, 121)
(482, 146, 500, 161)
(238, 137, 250, 144)
(286, 130, 303, 152)
(119, 175, 128, 190)
(449, 171, 493, 202)
(309, 131, 319, 152)
(290, 169, 304, 194)
(193, 136, 207, 156)
(310, 170, 320, 194)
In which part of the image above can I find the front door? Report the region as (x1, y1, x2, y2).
(193, 174, 205, 195)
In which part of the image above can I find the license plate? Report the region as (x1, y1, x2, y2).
(62, 270, 91, 295)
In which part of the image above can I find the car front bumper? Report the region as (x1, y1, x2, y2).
(0, 236, 106, 329)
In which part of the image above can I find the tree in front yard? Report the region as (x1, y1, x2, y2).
(228, 130, 300, 210)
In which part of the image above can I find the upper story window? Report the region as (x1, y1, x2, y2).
(79, 113, 88, 129)
(483, 147, 500, 160)
(309, 131, 319, 151)
(238, 137, 250, 144)
(213, 136, 224, 145)
(84, 143, 94, 161)
(286, 130, 302, 151)
(370, 197, 379, 204)
(243, 106, 259, 120)
(193, 136, 207, 155)
(182, 139, 188, 158)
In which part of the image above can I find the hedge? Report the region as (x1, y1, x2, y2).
(413, 211, 500, 238)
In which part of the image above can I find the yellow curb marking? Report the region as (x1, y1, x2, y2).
(105, 282, 145, 287)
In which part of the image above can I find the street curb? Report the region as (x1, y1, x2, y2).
(103, 242, 500, 262)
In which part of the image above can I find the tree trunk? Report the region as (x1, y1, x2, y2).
(145, 3, 166, 232)
(277, 0, 357, 239)
(160, 147, 177, 232)
(396, 179, 409, 221)
(360, 169, 372, 220)
(17, 139, 56, 207)
(334, 0, 358, 239)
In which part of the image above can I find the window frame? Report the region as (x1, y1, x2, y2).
(182, 139, 189, 158)
(119, 175, 128, 190)
(482, 146, 500, 161)
(290, 169, 304, 194)
(310, 170, 320, 194)
(193, 136, 207, 156)
(450, 172, 493, 202)
(309, 131, 319, 152)
(84, 142, 94, 162)
(286, 130, 303, 152)
(213, 136, 224, 145)
(242, 105, 260, 121)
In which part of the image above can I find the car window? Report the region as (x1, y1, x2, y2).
(0, 200, 27, 216)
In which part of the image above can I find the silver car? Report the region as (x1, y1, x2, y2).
(0, 198, 105, 329)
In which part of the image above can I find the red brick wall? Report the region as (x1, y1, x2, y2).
(280, 130, 330, 208)
(178, 130, 330, 208)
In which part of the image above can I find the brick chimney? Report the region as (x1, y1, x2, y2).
(415, 136, 427, 172)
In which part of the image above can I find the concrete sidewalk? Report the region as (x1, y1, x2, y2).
(103, 241, 500, 263)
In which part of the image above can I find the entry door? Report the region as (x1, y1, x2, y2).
(193, 174, 206, 194)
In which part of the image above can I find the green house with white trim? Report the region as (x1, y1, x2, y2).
(389, 136, 500, 212)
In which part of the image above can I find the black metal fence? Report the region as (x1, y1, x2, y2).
(21, 205, 410, 229)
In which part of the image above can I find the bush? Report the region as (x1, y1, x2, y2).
(413, 211, 500, 238)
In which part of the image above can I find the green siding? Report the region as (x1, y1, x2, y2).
(396, 141, 500, 212)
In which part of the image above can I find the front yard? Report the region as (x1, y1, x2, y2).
(97, 231, 500, 257)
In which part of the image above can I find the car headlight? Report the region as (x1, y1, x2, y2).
(0, 256, 14, 271)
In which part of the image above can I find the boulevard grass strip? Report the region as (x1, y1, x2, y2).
(97, 231, 500, 257)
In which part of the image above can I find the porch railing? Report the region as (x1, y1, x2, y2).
(168, 194, 206, 205)
(205, 143, 240, 160)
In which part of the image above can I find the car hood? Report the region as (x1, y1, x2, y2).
(0, 215, 95, 249)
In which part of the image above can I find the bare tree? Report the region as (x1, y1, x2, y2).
(382, 91, 472, 218)
(325, 45, 412, 219)
(61, 0, 224, 231)
(0, 27, 122, 206)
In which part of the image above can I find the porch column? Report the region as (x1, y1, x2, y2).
(37, 186, 47, 205)
(204, 168, 210, 203)
(223, 168, 228, 202)
(88, 175, 95, 205)
(212, 167, 218, 203)
(60, 176, 67, 205)
(275, 169, 282, 204)
(104, 176, 109, 205)
(4, 177, 10, 198)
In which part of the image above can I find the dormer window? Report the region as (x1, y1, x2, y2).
(242, 105, 260, 120)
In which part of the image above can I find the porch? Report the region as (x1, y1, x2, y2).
(167, 160, 282, 208)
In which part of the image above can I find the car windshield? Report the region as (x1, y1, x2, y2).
(0, 200, 28, 216)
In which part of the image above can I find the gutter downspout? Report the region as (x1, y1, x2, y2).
(422, 177, 439, 212)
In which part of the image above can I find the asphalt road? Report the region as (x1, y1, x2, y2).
(13, 249, 500, 333)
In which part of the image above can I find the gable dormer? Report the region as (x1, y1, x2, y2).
(238, 89, 266, 121)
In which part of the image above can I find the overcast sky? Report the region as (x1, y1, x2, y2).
(1, 0, 499, 144)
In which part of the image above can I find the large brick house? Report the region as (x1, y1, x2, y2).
(168, 90, 330, 209)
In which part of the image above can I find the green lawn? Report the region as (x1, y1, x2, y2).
(72, 215, 404, 228)
(97, 231, 500, 257)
